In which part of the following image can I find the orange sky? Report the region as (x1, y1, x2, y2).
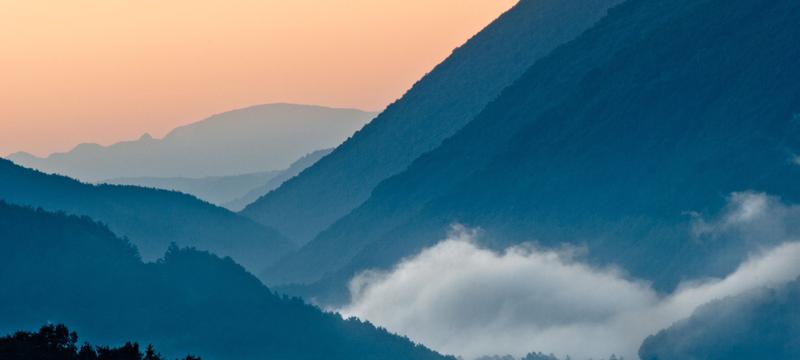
(0, 0, 517, 156)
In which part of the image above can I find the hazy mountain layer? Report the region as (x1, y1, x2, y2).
(0, 202, 450, 360)
(225, 148, 333, 211)
(103, 171, 279, 208)
(241, 0, 625, 245)
(269, 0, 800, 302)
(103, 149, 332, 210)
(0, 159, 292, 271)
(7, 104, 374, 181)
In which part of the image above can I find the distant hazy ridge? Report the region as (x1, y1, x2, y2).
(8, 104, 374, 181)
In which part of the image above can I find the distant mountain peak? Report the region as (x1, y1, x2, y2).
(139, 133, 155, 141)
(5, 151, 36, 160)
(72, 142, 104, 152)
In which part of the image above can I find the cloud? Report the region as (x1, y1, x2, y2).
(339, 195, 800, 360)
(690, 192, 798, 240)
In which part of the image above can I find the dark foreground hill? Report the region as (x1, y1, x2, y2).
(0, 201, 450, 360)
(640, 278, 800, 360)
(241, 0, 625, 245)
(0, 159, 292, 271)
(270, 0, 800, 302)
(0, 324, 200, 360)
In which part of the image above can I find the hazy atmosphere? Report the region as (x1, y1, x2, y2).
(2, 1, 798, 360)
(0, 0, 515, 156)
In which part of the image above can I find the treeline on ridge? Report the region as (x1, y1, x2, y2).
(0, 324, 200, 360)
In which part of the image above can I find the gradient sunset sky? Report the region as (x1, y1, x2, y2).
(1, 0, 517, 156)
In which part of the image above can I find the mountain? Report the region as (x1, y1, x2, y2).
(639, 277, 800, 360)
(0, 201, 451, 360)
(7, 104, 375, 182)
(0, 158, 292, 271)
(267, 0, 800, 302)
(103, 148, 333, 210)
(241, 0, 626, 245)
(225, 148, 333, 211)
(103, 171, 279, 208)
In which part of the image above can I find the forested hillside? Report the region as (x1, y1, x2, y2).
(640, 278, 800, 360)
(0, 159, 292, 271)
(242, 0, 625, 245)
(0, 201, 451, 360)
(270, 0, 800, 303)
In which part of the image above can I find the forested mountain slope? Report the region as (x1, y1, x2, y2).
(640, 277, 800, 360)
(0, 202, 451, 360)
(271, 0, 800, 302)
(242, 0, 625, 245)
(0, 159, 292, 271)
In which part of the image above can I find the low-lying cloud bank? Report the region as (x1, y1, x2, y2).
(339, 193, 800, 360)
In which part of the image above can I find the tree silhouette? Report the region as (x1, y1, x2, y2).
(143, 345, 162, 360)
(0, 324, 197, 360)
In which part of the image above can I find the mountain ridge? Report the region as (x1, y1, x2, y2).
(640, 277, 800, 360)
(241, 0, 626, 245)
(225, 148, 334, 211)
(267, 0, 800, 304)
(103, 170, 280, 208)
(8, 103, 374, 181)
(0, 201, 451, 360)
(0, 158, 293, 272)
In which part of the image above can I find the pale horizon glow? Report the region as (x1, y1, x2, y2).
(0, 0, 517, 157)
